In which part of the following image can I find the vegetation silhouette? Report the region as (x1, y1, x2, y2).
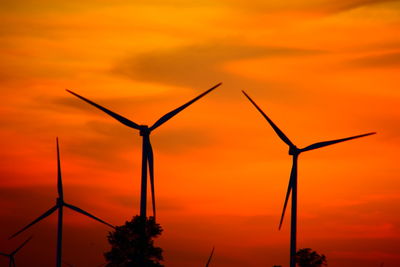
(104, 215, 164, 267)
(296, 248, 327, 267)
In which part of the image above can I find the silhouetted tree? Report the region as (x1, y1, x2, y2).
(296, 248, 327, 267)
(104, 216, 164, 267)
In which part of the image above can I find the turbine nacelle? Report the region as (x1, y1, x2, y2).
(288, 146, 299, 156)
(56, 197, 63, 206)
(139, 125, 151, 136)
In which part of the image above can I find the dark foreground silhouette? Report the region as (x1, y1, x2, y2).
(105, 216, 164, 267)
(296, 248, 327, 267)
(273, 248, 327, 267)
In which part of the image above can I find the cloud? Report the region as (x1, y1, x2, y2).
(348, 52, 400, 68)
(64, 119, 214, 156)
(48, 94, 168, 114)
(175, 0, 400, 14)
(0, 184, 183, 230)
(0, 0, 129, 14)
(318, 0, 400, 13)
(116, 0, 400, 14)
(113, 40, 320, 99)
(152, 127, 214, 154)
(3, 88, 216, 171)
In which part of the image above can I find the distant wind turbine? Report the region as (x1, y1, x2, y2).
(10, 138, 114, 267)
(205, 246, 215, 267)
(66, 83, 221, 219)
(242, 91, 375, 267)
(0, 236, 32, 267)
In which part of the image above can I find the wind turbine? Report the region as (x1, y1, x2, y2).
(205, 246, 215, 267)
(0, 236, 32, 267)
(9, 138, 114, 267)
(66, 83, 221, 219)
(242, 91, 375, 267)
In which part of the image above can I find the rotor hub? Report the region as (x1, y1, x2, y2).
(288, 146, 299, 155)
(139, 125, 150, 136)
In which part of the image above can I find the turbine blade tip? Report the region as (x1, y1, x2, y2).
(242, 90, 251, 99)
(66, 89, 78, 96)
(359, 132, 377, 138)
(212, 82, 222, 89)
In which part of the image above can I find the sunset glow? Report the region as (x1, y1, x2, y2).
(0, 1, 399, 266)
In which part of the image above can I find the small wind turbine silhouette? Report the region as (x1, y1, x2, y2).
(0, 236, 32, 267)
(67, 83, 221, 219)
(9, 138, 114, 267)
(205, 246, 215, 267)
(242, 91, 375, 267)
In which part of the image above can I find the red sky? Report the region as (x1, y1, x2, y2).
(0, 1, 399, 266)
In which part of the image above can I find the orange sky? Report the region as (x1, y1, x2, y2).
(0, 1, 399, 266)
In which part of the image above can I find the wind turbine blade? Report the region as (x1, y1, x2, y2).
(278, 162, 296, 230)
(66, 89, 141, 130)
(56, 138, 63, 200)
(64, 202, 114, 229)
(146, 138, 156, 219)
(150, 83, 221, 131)
(205, 246, 215, 267)
(242, 91, 295, 147)
(12, 236, 33, 255)
(300, 132, 376, 153)
(9, 205, 58, 239)
(0, 252, 8, 257)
